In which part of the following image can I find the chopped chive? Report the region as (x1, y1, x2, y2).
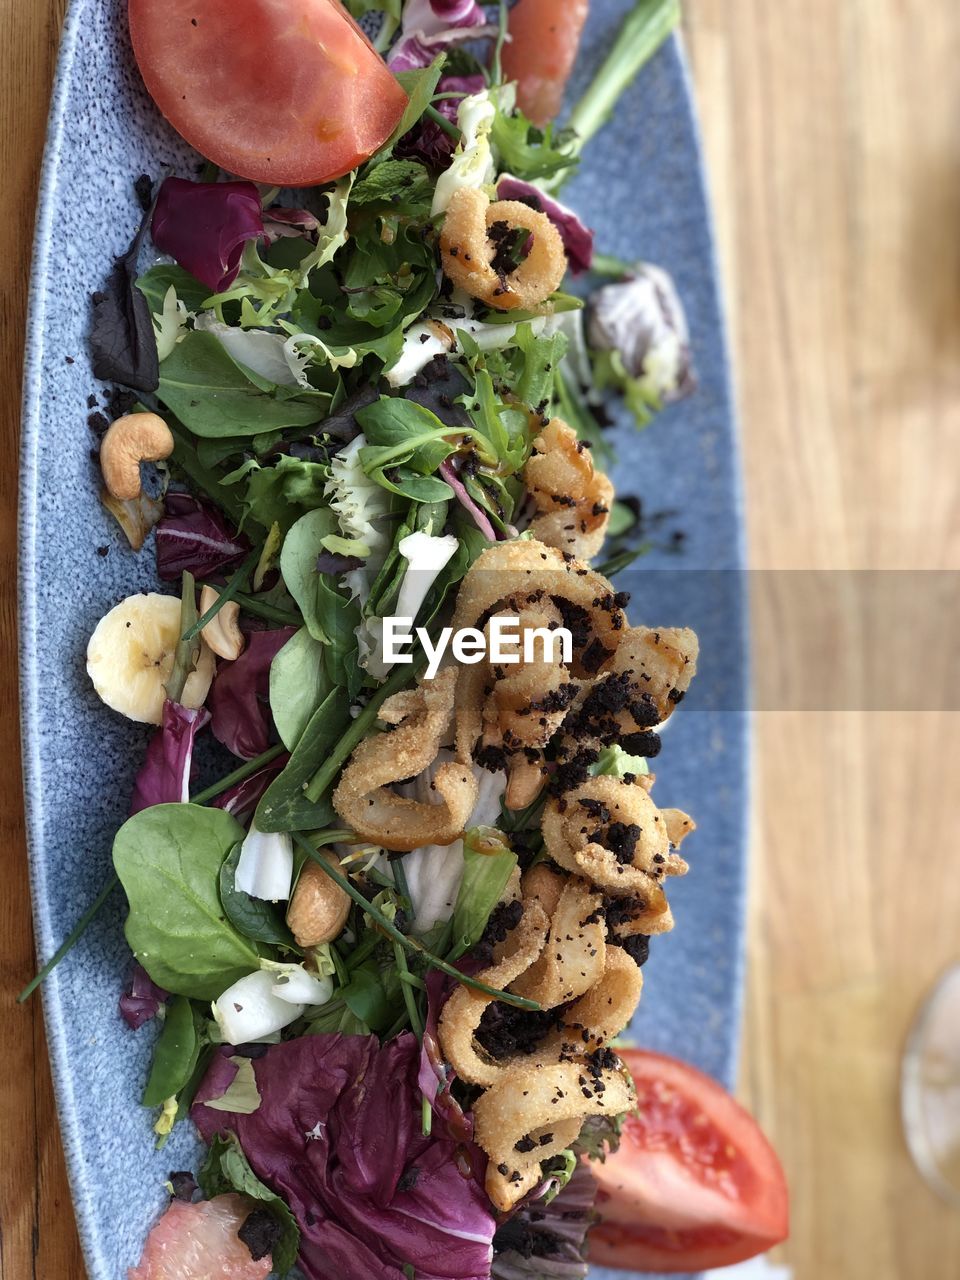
(590, 252, 633, 278)
(165, 571, 199, 705)
(424, 103, 461, 142)
(189, 742, 286, 806)
(184, 547, 260, 643)
(491, 0, 509, 86)
(303, 662, 420, 803)
(232, 591, 302, 628)
(394, 941, 424, 1039)
(565, 0, 681, 157)
(18, 874, 120, 1002)
(295, 834, 542, 1011)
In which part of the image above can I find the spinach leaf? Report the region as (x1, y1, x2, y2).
(280, 509, 359, 651)
(141, 996, 203, 1108)
(269, 626, 331, 752)
(374, 58, 447, 162)
(356, 398, 463, 479)
(449, 829, 518, 960)
(168, 422, 248, 526)
(235, 454, 332, 535)
(91, 205, 159, 392)
(339, 961, 402, 1033)
(199, 1132, 300, 1276)
(351, 160, 435, 209)
(256, 688, 350, 833)
(219, 844, 298, 949)
(113, 804, 261, 999)
(158, 331, 326, 438)
(512, 322, 569, 412)
(137, 263, 212, 318)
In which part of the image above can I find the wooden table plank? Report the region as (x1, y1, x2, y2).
(3, 3, 960, 1279)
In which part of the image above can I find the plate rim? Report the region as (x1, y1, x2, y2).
(17, 6, 749, 1276)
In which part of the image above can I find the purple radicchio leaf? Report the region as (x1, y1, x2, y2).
(491, 1163, 597, 1280)
(155, 492, 250, 583)
(119, 963, 169, 1031)
(130, 701, 211, 815)
(388, 1, 492, 72)
(419, 970, 480, 1151)
(262, 205, 321, 245)
(151, 177, 264, 294)
(497, 177, 595, 275)
(587, 263, 696, 402)
(397, 74, 486, 166)
(212, 754, 288, 825)
(438, 460, 497, 541)
(208, 628, 296, 760)
(316, 550, 364, 575)
(193, 1033, 495, 1280)
(91, 201, 159, 393)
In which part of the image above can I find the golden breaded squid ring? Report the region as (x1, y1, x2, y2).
(440, 188, 567, 312)
(450, 540, 626, 658)
(600, 625, 699, 727)
(542, 774, 690, 918)
(474, 1061, 636, 1210)
(544, 945, 644, 1054)
(333, 669, 478, 852)
(438, 900, 550, 1088)
(524, 418, 615, 560)
(510, 875, 605, 1007)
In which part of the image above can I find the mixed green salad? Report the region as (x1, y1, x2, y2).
(24, 3, 717, 1278)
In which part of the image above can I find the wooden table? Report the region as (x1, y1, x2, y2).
(2, 3, 959, 1277)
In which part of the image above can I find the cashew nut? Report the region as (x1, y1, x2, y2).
(99, 412, 174, 501)
(286, 856, 351, 947)
(199, 585, 245, 661)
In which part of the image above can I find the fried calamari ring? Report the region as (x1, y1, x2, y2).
(474, 1061, 636, 1210)
(438, 900, 550, 1088)
(332, 668, 478, 852)
(542, 774, 690, 917)
(545, 945, 644, 1053)
(440, 188, 567, 312)
(600, 625, 699, 727)
(511, 875, 605, 1007)
(450, 540, 626, 659)
(524, 418, 615, 560)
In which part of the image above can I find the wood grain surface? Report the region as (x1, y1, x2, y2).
(2, 3, 959, 1278)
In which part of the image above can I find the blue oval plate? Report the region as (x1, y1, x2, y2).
(19, 3, 747, 1276)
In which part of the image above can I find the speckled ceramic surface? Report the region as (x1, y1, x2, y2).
(19, 3, 747, 1277)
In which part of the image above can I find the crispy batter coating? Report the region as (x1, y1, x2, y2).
(438, 900, 551, 1088)
(511, 875, 606, 1007)
(332, 669, 478, 851)
(542, 774, 691, 929)
(440, 188, 567, 312)
(524, 419, 615, 560)
(600, 625, 699, 727)
(474, 1061, 635, 1211)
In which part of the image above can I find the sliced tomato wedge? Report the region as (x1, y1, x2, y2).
(501, 0, 590, 127)
(588, 1049, 789, 1273)
(128, 0, 408, 186)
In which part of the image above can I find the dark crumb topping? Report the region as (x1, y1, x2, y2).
(602, 820, 641, 865)
(620, 731, 662, 759)
(617, 933, 652, 967)
(476, 999, 565, 1060)
(475, 742, 509, 773)
(549, 748, 599, 796)
(471, 899, 524, 969)
(238, 1208, 282, 1263)
(167, 1172, 197, 1202)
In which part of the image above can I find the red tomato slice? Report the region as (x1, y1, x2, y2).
(128, 0, 408, 186)
(588, 1049, 789, 1273)
(501, 0, 590, 127)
